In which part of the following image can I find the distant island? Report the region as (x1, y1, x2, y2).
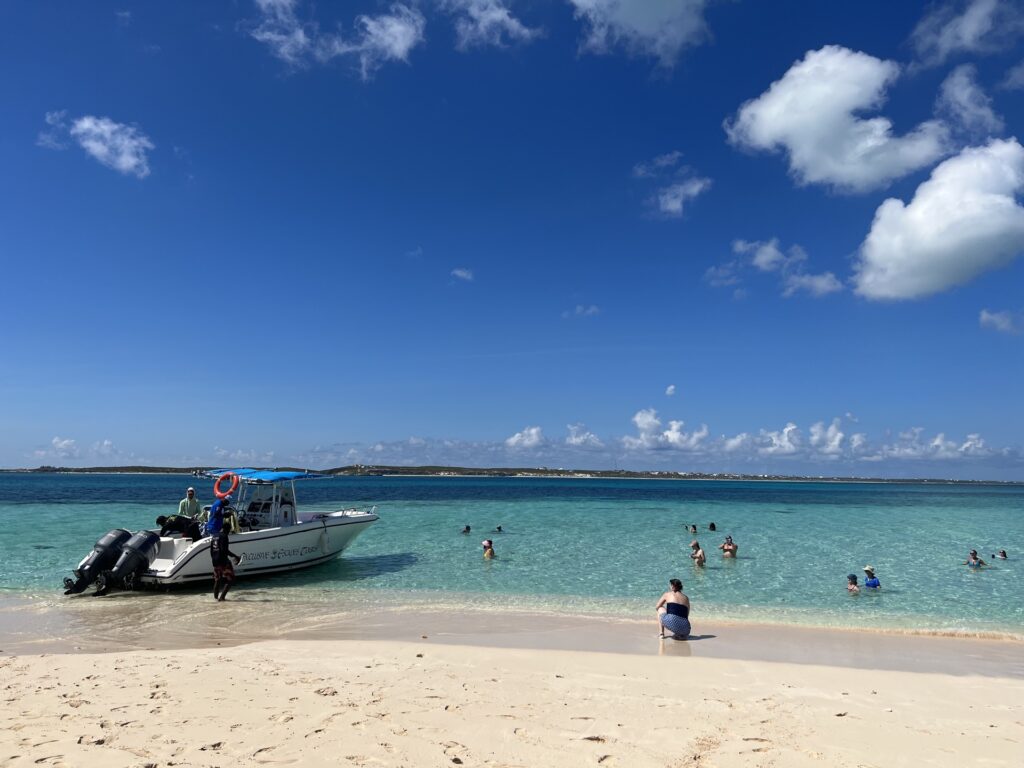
(2, 464, 1020, 485)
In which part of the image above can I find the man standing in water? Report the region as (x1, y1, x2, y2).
(211, 525, 242, 601)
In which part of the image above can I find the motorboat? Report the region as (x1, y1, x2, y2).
(63, 468, 378, 595)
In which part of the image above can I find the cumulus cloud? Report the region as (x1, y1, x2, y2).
(758, 422, 801, 456)
(911, 0, 1024, 68)
(725, 45, 949, 192)
(655, 177, 711, 217)
(563, 304, 600, 318)
(809, 418, 844, 456)
(980, 308, 1024, 333)
(566, 423, 604, 448)
(782, 271, 843, 298)
(506, 425, 544, 449)
(621, 409, 709, 452)
(937, 64, 1004, 136)
(864, 427, 997, 462)
(51, 437, 79, 458)
(251, 0, 426, 79)
(451, 267, 474, 281)
(665, 384, 676, 396)
(854, 139, 1024, 300)
(441, 0, 540, 49)
(568, 0, 709, 67)
(39, 112, 155, 178)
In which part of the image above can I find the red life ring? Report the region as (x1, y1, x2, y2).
(214, 472, 239, 499)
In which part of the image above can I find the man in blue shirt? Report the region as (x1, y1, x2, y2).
(862, 565, 881, 589)
(205, 495, 231, 536)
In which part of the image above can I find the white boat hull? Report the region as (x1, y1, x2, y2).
(139, 512, 377, 585)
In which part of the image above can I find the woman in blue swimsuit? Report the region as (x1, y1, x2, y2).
(656, 579, 691, 640)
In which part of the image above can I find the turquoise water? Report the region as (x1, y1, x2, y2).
(0, 474, 1021, 636)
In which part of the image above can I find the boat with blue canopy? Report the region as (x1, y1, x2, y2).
(63, 468, 378, 595)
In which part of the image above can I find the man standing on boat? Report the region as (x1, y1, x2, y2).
(178, 486, 201, 519)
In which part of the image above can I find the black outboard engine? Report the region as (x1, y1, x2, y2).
(63, 529, 132, 595)
(94, 530, 161, 596)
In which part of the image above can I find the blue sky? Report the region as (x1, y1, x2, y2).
(2, 0, 1023, 479)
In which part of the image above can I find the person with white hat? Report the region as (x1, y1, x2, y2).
(178, 486, 201, 519)
(862, 565, 881, 590)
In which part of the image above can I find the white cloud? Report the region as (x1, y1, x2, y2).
(51, 437, 79, 459)
(782, 271, 843, 298)
(251, 0, 312, 65)
(733, 238, 805, 273)
(758, 422, 801, 456)
(451, 267, 474, 281)
(40, 112, 154, 178)
(722, 432, 752, 452)
(980, 308, 1024, 334)
(568, 0, 709, 67)
(506, 426, 544, 449)
(563, 304, 600, 318)
(724, 238, 841, 299)
(725, 45, 950, 192)
(566, 423, 604, 448)
(854, 138, 1024, 300)
(864, 427, 997, 462)
(911, 0, 1024, 67)
(632, 150, 683, 178)
(213, 446, 276, 464)
(36, 110, 69, 150)
(665, 384, 676, 396)
(251, 1, 426, 80)
(809, 418, 844, 455)
(655, 177, 711, 217)
(90, 439, 118, 458)
(937, 64, 1004, 136)
(703, 261, 740, 287)
(1001, 60, 1024, 89)
(68, 116, 155, 178)
(441, 0, 540, 49)
(622, 409, 708, 452)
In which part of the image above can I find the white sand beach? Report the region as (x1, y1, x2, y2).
(1, 604, 1022, 767)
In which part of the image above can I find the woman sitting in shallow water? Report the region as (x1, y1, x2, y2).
(656, 578, 691, 640)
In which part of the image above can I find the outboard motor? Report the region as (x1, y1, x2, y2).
(63, 529, 132, 595)
(94, 530, 161, 596)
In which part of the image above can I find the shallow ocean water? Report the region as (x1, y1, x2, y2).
(0, 474, 1021, 637)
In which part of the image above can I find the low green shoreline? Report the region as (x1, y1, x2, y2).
(2, 464, 1021, 486)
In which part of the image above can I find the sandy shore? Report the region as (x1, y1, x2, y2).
(1, 636, 1021, 768)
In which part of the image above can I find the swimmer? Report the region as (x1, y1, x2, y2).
(719, 535, 738, 558)
(992, 550, 1008, 559)
(862, 565, 881, 589)
(688, 524, 698, 534)
(708, 522, 716, 531)
(689, 540, 706, 567)
(846, 574, 859, 594)
(495, 525, 503, 533)
(461, 525, 471, 535)
(482, 539, 496, 559)
(964, 550, 987, 569)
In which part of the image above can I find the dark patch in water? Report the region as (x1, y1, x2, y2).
(32, 545, 55, 549)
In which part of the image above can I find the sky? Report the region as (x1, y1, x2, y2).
(2, 0, 1023, 480)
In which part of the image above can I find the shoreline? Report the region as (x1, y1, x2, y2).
(3, 467, 1021, 485)
(3, 595, 1021, 679)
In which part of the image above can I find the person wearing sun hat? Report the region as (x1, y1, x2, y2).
(178, 486, 201, 519)
(482, 539, 496, 559)
(862, 565, 881, 590)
